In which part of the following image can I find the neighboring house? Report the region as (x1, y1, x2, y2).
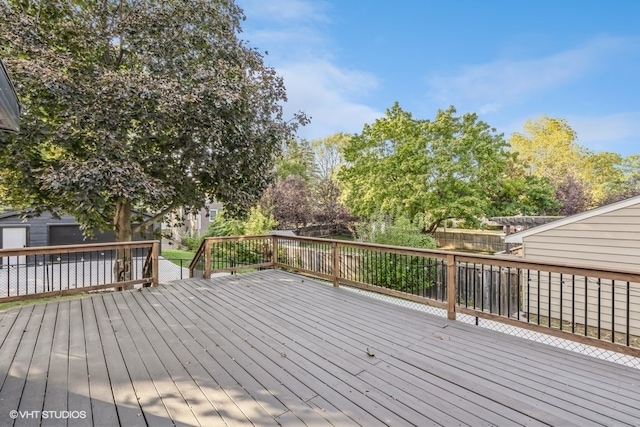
(0, 210, 157, 249)
(0, 58, 20, 133)
(164, 201, 223, 241)
(504, 195, 640, 336)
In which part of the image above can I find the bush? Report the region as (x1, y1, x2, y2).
(356, 215, 439, 293)
(357, 215, 436, 249)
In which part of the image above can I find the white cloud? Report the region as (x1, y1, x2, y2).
(238, 0, 382, 140)
(278, 60, 382, 139)
(426, 37, 634, 114)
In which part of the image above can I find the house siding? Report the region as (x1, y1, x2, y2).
(523, 205, 640, 273)
(521, 203, 640, 337)
(0, 211, 156, 248)
(0, 213, 77, 247)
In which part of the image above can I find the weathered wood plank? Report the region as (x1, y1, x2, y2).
(81, 297, 120, 426)
(141, 288, 280, 427)
(173, 281, 385, 426)
(41, 301, 70, 427)
(120, 291, 228, 427)
(15, 303, 58, 427)
(101, 294, 175, 427)
(0, 304, 45, 421)
(146, 286, 285, 426)
(0, 306, 34, 391)
(91, 296, 148, 427)
(212, 274, 550, 426)
(108, 292, 204, 426)
(216, 271, 638, 426)
(199, 278, 459, 426)
(66, 299, 92, 427)
(130, 291, 253, 427)
(2, 270, 640, 426)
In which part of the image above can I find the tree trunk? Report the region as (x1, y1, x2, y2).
(114, 199, 133, 288)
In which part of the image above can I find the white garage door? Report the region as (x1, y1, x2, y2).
(2, 227, 27, 266)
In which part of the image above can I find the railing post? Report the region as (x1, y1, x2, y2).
(446, 254, 457, 320)
(271, 235, 278, 268)
(332, 241, 340, 287)
(204, 239, 212, 279)
(151, 241, 159, 287)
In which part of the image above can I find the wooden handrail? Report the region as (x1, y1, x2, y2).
(0, 240, 157, 257)
(174, 234, 640, 357)
(268, 234, 640, 282)
(0, 240, 161, 302)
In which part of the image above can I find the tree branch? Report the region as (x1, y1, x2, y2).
(133, 205, 175, 234)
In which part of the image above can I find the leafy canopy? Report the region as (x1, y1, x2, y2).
(508, 115, 636, 209)
(0, 0, 306, 238)
(339, 103, 512, 232)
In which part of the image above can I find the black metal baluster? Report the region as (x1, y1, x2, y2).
(611, 280, 615, 343)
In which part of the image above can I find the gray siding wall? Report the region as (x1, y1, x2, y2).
(0, 213, 77, 248)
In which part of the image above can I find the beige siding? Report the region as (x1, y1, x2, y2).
(523, 204, 640, 273)
(521, 202, 640, 338)
(522, 272, 640, 336)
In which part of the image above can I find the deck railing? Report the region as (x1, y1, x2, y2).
(0, 240, 160, 303)
(190, 234, 640, 358)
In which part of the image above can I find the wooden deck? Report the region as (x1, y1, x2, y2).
(1, 270, 639, 426)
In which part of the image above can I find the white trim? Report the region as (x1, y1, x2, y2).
(504, 195, 640, 243)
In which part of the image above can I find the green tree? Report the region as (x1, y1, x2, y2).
(0, 0, 305, 280)
(508, 116, 627, 209)
(275, 139, 317, 182)
(509, 116, 584, 185)
(340, 103, 511, 232)
(489, 155, 560, 216)
(243, 206, 278, 235)
(312, 132, 350, 179)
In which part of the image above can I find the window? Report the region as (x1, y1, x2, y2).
(208, 209, 218, 221)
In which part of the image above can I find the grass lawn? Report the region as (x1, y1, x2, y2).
(161, 248, 195, 266)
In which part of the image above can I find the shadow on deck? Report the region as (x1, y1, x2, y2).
(1, 270, 639, 426)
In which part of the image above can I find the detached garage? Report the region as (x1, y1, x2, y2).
(0, 210, 155, 249)
(504, 195, 640, 339)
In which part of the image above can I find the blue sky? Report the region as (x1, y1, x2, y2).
(237, 0, 640, 156)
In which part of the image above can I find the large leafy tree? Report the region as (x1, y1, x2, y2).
(508, 116, 631, 209)
(0, 0, 306, 246)
(339, 103, 512, 232)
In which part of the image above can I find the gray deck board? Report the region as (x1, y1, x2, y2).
(66, 299, 92, 427)
(240, 273, 635, 424)
(1, 269, 640, 426)
(15, 303, 57, 427)
(41, 300, 70, 427)
(0, 304, 45, 422)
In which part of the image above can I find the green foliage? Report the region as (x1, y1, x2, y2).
(358, 215, 436, 249)
(489, 155, 560, 216)
(180, 210, 244, 251)
(340, 103, 511, 232)
(243, 206, 278, 235)
(312, 133, 350, 179)
(0, 0, 306, 240)
(356, 215, 438, 293)
(508, 116, 634, 209)
(276, 139, 318, 182)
